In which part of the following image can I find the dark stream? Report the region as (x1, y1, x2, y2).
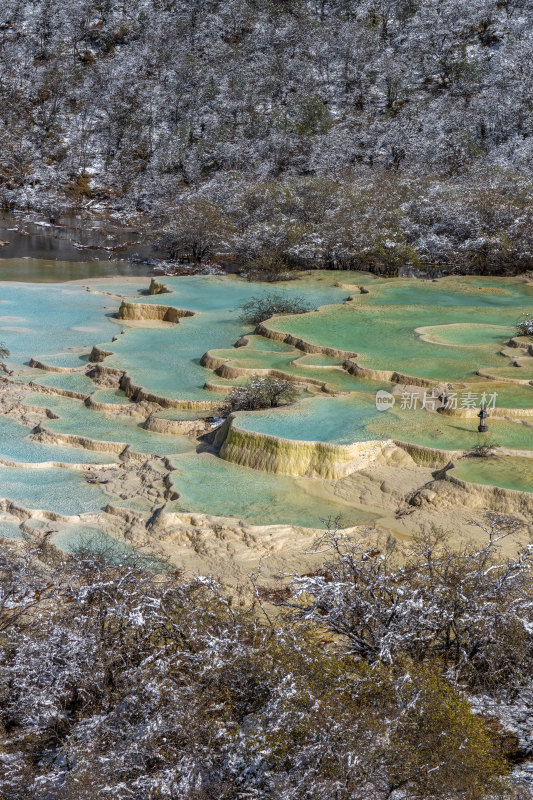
(0, 211, 153, 281)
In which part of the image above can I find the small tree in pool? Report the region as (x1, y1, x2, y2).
(464, 439, 499, 458)
(516, 313, 533, 338)
(222, 375, 299, 413)
(239, 292, 313, 325)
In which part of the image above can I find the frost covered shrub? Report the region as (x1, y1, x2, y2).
(0, 538, 517, 800)
(156, 198, 233, 263)
(223, 374, 299, 412)
(239, 291, 313, 324)
(465, 440, 500, 458)
(287, 514, 533, 694)
(516, 314, 533, 337)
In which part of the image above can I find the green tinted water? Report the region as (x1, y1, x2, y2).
(28, 394, 195, 457)
(2, 270, 533, 521)
(102, 274, 351, 401)
(267, 303, 518, 381)
(264, 277, 533, 382)
(90, 388, 131, 405)
(419, 323, 511, 347)
(21, 369, 97, 395)
(367, 277, 533, 307)
(456, 382, 533, 409)
(0, 258, 148, 282)
(236, 393, 533, 452)
(171, 451, 378, 528)
(481, 365, 533, 381)
(452, 457, 533, 493)
(203, 344, 391, 394)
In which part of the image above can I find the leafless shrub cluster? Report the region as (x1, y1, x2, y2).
(0, 513, 530, 798)
(221, 374, 300, 414)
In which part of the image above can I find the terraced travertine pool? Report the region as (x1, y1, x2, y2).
(168, 452, 379, 528)
(0, 265, 532, 542)
(451, 456, 533, 494)
(263, 300, 525, 381)
(100, 274, 350, 401)
(0, 464, 109, 516)
(235, 393, 533, 452)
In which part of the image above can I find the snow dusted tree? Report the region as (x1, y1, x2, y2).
(0, 0, 532, 273)
(0, 529, 520, 799)
(239, 291, 313, 324)
(516, 314, 533, 338)
(287, 512, 533, 694)
(223, 374, 300, 412)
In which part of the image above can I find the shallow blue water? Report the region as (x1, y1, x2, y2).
(103, 275, 350, 400)
(0, 465, 108, 515)
(28, 395, 194, 456)
(0, 518, 24, 539)
(0, 416, 114, 464)
(0, 282, 120, 367)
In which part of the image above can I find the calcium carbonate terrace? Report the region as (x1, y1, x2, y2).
(1, 266, 532, 540)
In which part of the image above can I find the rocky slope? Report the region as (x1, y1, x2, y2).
(0, 0, 532, 273)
